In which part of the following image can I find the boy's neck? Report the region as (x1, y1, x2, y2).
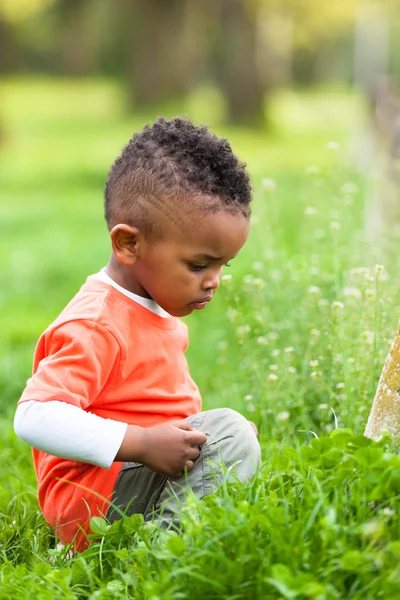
(105, 255, 151, 300)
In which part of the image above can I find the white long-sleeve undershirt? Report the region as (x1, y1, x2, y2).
(14, 269, 169, 468)
(14, 400, 127, 469)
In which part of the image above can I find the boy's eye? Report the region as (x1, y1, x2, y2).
(189, 263, 207, 272)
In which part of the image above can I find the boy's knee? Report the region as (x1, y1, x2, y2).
(195, 408, 261, 477)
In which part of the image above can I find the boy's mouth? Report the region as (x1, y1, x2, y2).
(189, 296, 212, 310)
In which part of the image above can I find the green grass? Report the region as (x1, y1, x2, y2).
(1, 78, 400, 598)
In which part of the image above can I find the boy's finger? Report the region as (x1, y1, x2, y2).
(173, 420, 194, 431)
(186, 430, 207, 445)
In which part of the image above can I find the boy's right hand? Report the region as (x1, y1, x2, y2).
(116, 420, 207, 479)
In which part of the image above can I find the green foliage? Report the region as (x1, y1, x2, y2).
(1, 79, 400, 598)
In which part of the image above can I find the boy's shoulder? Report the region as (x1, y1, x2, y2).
(45, 276, 183, 338)
(51, 277, 116, 330)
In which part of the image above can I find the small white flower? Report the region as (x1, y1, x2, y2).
(268, 373, 278, 381)
(276, 411, 290, 421)
(329, 221, 341, 231)
(336, 382, 345, 389)
(304, 206, 318, 216)
(362, 330, 374, 345)
(287, 366, 297, 374)
(221, 274, 232, 283)
(244, 394, 253, 402)
(257, 336, 268, 345)
(269, 364, 279, 371)
(331, 301, 344, 310)
(308, 286, 321, 296)
(310, 371, 321, 379)
(318, 403, 329, 409)
(284, 347, 294, 354)
(326, 141, 340, 152)
(253, 278, 265, 288)
(310, 360, 319, 367)
(243, 274, 254, 285)
(236, 325, 251, 336)
(343, 287, 362, 299)
(252, 261, 264, 272)
(262, 178, 276, 190)
(309, 266, 320, 276)
(381, 507, 395, 516)
(350, 267, 368, 277)
(271, 349, 280, 357)
(365, 288, 376, 299)
(226, 309, 238, 321)
(342, 182, 358, 195)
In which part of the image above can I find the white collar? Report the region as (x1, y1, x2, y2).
(91, 269, 171, 318)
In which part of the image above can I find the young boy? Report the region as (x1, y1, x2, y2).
(14, 117, 261, 551)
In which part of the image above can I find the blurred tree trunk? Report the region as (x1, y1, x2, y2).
(56, 0, 96, 76)
(123, 0, 193, 108)
(215, 0, 265, 126)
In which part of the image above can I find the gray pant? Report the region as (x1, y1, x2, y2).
(107, 408, 261, 526)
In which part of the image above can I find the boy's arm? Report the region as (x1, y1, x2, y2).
(15, 400, 207, 477)
(14, 400, 127, 469)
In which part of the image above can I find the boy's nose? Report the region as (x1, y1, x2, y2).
(202, 270, 221, 291)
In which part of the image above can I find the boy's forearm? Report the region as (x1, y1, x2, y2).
(114, 424, 146, 462)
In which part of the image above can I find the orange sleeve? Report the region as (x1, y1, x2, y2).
(19, 320, 121, 409)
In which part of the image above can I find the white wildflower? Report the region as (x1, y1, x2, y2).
(310, 359, 319, 367)
(318, 403, 329, 409)
(343, 287, 362, 300)
(236, 325, 251, 336)
(221, 274, 232, 283)
(329, 221, 341, 231)
(336, 382, 345, 389)
(304, 206, 318, 216)
(271, 349, 280, 357)
(262, 178, 276, 190)
(257, 336, 268, 345)
(268, 373, 278, 381)
(252, 261, 264, 272)
(331, 301, 344, 310)
(269, 364, 279, 371)
(326, 141, 340, 152)
(308, 286, 321, 296)
(276, 411, 290, 421)
(284, 347, 294, 354)
(287, 366, 297, 374)
(244, 394, 253, 402)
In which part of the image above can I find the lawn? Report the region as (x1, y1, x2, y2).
(1, 78, 400, 599)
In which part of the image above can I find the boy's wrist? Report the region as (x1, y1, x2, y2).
(115, 424, 146, 463)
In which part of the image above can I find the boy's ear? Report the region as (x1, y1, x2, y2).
(110, 224, 142, 266)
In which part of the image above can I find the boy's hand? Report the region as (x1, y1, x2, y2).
(117, 420, 207, 479)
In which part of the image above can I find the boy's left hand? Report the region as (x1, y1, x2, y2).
(248, 421, 258, 436)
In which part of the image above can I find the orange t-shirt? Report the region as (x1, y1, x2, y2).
(18, 277, 202, 550)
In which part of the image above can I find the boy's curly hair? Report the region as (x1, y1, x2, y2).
(104, 117, 252, 237)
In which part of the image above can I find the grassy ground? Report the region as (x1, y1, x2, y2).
(1, 78, 400, 599)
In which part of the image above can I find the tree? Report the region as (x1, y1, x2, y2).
(365, 326, 400, 440)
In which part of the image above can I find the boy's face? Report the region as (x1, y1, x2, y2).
(114, 209, 250, 317)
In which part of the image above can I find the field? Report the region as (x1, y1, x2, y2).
(1, 79, 400, 599)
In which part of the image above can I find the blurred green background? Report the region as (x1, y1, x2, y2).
(1, 0, 400, 427)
